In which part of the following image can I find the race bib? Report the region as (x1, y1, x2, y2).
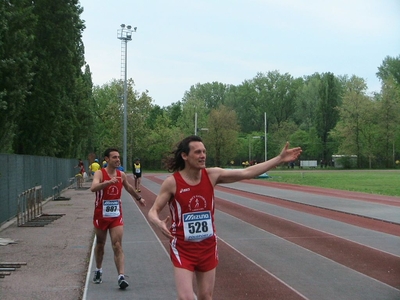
(103, 200, 120, 218)
(183, 211, 213, 242)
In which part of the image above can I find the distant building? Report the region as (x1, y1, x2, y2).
(332, 155, 357, 168)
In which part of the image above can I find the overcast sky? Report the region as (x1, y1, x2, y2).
(80, 0, 400, 107)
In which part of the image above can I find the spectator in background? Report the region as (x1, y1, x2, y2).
(133, 158, 142, 192)
(89, 159, 101, 176)
(75, 159, 85, 188)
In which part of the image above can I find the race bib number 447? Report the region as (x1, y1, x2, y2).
(183, 211, 213, 242)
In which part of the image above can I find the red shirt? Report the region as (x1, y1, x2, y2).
(93, 169, 123, 220)
(170, 169, 216, 242)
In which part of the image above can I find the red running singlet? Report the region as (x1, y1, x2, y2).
(169, 169, 218, 272)
(93, 168, 124, 230)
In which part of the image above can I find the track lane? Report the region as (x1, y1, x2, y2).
(215, 197, 400, 288)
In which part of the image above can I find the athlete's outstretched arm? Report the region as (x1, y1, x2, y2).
(148, 176, 175, 239)
(208, 142, 302, 185)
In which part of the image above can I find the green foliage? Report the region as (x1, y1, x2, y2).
(289, 128, 322, 160)
(226, 79, 261, 133)
(12, 0, 90, 158)
(315, 72, 341, 162)
(294, 74, 320, 131)
(376, 77, 400, 167)
(182, 82, 229, 110)
(203, 105, 240, 167)
(176, 96, 207, 136)
(377, 55, 400, 86)
(90, 79, 153, 167)
(331, 76, 379, 167)
(0, 0, 37, 153)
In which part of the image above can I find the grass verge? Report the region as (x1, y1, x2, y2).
(265, 169, 400, 197)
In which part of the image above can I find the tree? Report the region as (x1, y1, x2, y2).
(377, 55, 400, 87)
(141, 114, 183, 169)
(294, 74, 320, 131)
(91, 80, 125, 154)
(227, 71, 301, 135)
(203, 105, 239, 167)
(182, 82, 228, 110)
(376, 77, 400, 167)
(14, 0, 90, 157)
(164, 101, 182, 127)
(330, 76, 375, 168)
(127, 82, 153, 168)
(259, 71, 301, 128)
(177, 96, 207, 136)
(91, 79, 153, 167)
(226, 79, 261, 133)
(315, 72, 341, 163)
(0, 0, 36, 152)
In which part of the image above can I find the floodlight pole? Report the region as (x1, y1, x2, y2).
(117, 24, 136, 169)
(264, 112, 267, 161)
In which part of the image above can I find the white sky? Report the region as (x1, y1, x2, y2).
(80, 0, 400, 107)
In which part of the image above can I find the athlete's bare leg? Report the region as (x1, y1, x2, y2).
(94, 228, 108, 269)
(174, 267, 215, 300)
(195, 268, 215, 300)
(174, 267, 196, 300)
(109, 225, 125, 274)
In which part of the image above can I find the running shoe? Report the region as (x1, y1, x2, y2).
(93, 270, 102, 284)
(138, 189, 141, 192)
(118, 275, 129, 289)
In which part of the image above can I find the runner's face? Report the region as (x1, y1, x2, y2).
(185, 141, 206, 168)
(107, 151, 121, 168)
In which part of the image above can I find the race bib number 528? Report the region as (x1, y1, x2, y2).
(183, 211, 213, 242)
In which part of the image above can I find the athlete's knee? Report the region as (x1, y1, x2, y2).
(95, 237, 106, 247)
(196, 291, 212, 300)
(111, 240, 123, 252)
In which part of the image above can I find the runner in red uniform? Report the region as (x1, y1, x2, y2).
(90, 148, 146, 290)
(148, 135, 302, 300)
(170, 169, 218, 272)
(93, 168, 124, 230)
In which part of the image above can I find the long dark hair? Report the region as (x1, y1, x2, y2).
(164, 135, 203, 172)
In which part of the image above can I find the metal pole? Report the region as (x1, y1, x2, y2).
(248, 136, 251, 162)
(123, 39, 128, 170)
(264, 112, 267, 161)
(194, 112, 198, 135)
(118, 24, 136, 170)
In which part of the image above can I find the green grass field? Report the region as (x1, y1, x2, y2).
(265, 169, 400, 197)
